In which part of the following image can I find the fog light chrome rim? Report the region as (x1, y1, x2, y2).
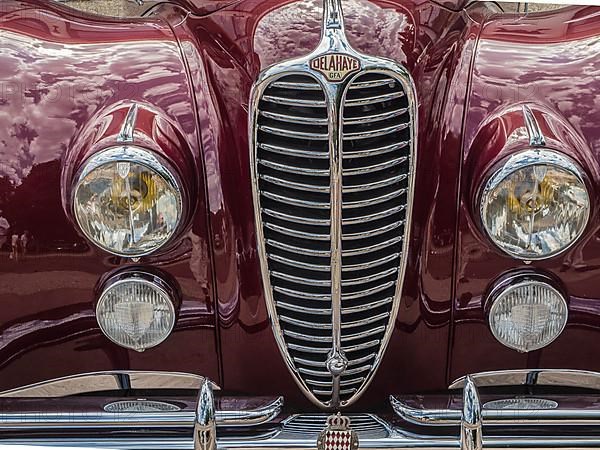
(96, 272, 177, 352)
(487, 273, 568, 353)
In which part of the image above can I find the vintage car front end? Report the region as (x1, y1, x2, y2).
(1, 0, 600, 448)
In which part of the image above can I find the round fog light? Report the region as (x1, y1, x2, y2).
(487, 274, 568, 353)
(97, 272, 177, 352)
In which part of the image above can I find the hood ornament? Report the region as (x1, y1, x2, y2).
(309, 0, 361, 82)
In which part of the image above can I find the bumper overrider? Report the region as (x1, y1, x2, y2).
(1, 369, 600, 450)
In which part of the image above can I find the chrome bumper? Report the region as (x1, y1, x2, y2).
(1, 370, 600, 450)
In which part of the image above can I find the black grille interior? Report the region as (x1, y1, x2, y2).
(255, 72, 411, 406)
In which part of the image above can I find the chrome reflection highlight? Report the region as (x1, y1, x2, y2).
(483, 398, 558, 410)
(104, 400, 181, 413)
(249, 0, 416, 409)
(480, 149, 589, 260)
(461, 377, 482, 450)
(73, 146, 182, 257)
(487, 274, 568, 353)
(97, 273, 176, 352)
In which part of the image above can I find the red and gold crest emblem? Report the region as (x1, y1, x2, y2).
(310, 53, 361, 82)
(317, 414, 359, 450)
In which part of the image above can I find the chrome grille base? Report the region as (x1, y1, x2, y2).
(249, 0, 417, 409)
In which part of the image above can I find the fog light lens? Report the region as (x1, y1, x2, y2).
(488, 275, 568, 352)
(97, 274, 176, 352)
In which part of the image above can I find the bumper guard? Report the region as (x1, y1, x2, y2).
(1, 369, 600, 450)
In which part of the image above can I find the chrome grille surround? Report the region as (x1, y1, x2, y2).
(249, 0, 417, 409)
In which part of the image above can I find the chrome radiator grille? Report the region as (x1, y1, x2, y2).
(281, 414, 390, 440)
(252, 68, 414, 408)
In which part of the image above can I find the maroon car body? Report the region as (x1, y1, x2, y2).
(1, 0, 600, 419)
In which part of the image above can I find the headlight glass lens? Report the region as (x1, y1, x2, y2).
(97, 276, 176, 352)
(74, 147, 182, 257)
(481, 150, 589, 259)
(488, 278, 568, 352)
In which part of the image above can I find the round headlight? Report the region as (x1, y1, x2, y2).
(480, 149, 589, 260)
(487, 274, 568, 353)
(73, 146, 182, 257)
(97, 272, 177, 352)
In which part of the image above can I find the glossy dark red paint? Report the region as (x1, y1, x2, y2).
(2, 0, 600, 412)
(0, 0, 219, 389)
(454, 6, 600, 382)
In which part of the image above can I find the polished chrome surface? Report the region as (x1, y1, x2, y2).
(73, 145, 184, 258)
(478, 148, 590, 261)
(0, 371, 214, 398)
(54, 0, 160, 17)
(522, 104, 546, 147)
(104, 400, 182, 412)
(7, 435, 600, 450)
(482, 398, 559, 410)
(460, 377, 482, 450)
(249, 0, 416, 409)
(96, 272, 177, 352)
(117, 103, 138, 144)
(216, 397, 284, 426)
(485, 272, 568, 352)
(450, 368, 600, 390)
(392, 369, 600, 427)
(0, 397, 283, 430)
(9, 410, 600, 450)
(0, 371, 283, 430)
(194, 379, 216, 450)
(281, 414, 388, 439)
(392, 394, 600, 426)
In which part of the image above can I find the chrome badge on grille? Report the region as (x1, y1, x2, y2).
(310, 53, 361, 82)
(317, 414, 359, 450)
(249, 0, 416, 409)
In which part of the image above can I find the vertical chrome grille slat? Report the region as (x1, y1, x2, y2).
(253, 62, 414, 408)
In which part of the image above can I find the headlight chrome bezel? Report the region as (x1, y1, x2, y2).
(72, 145, 184, 258)
(478, 148, 591, 261)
